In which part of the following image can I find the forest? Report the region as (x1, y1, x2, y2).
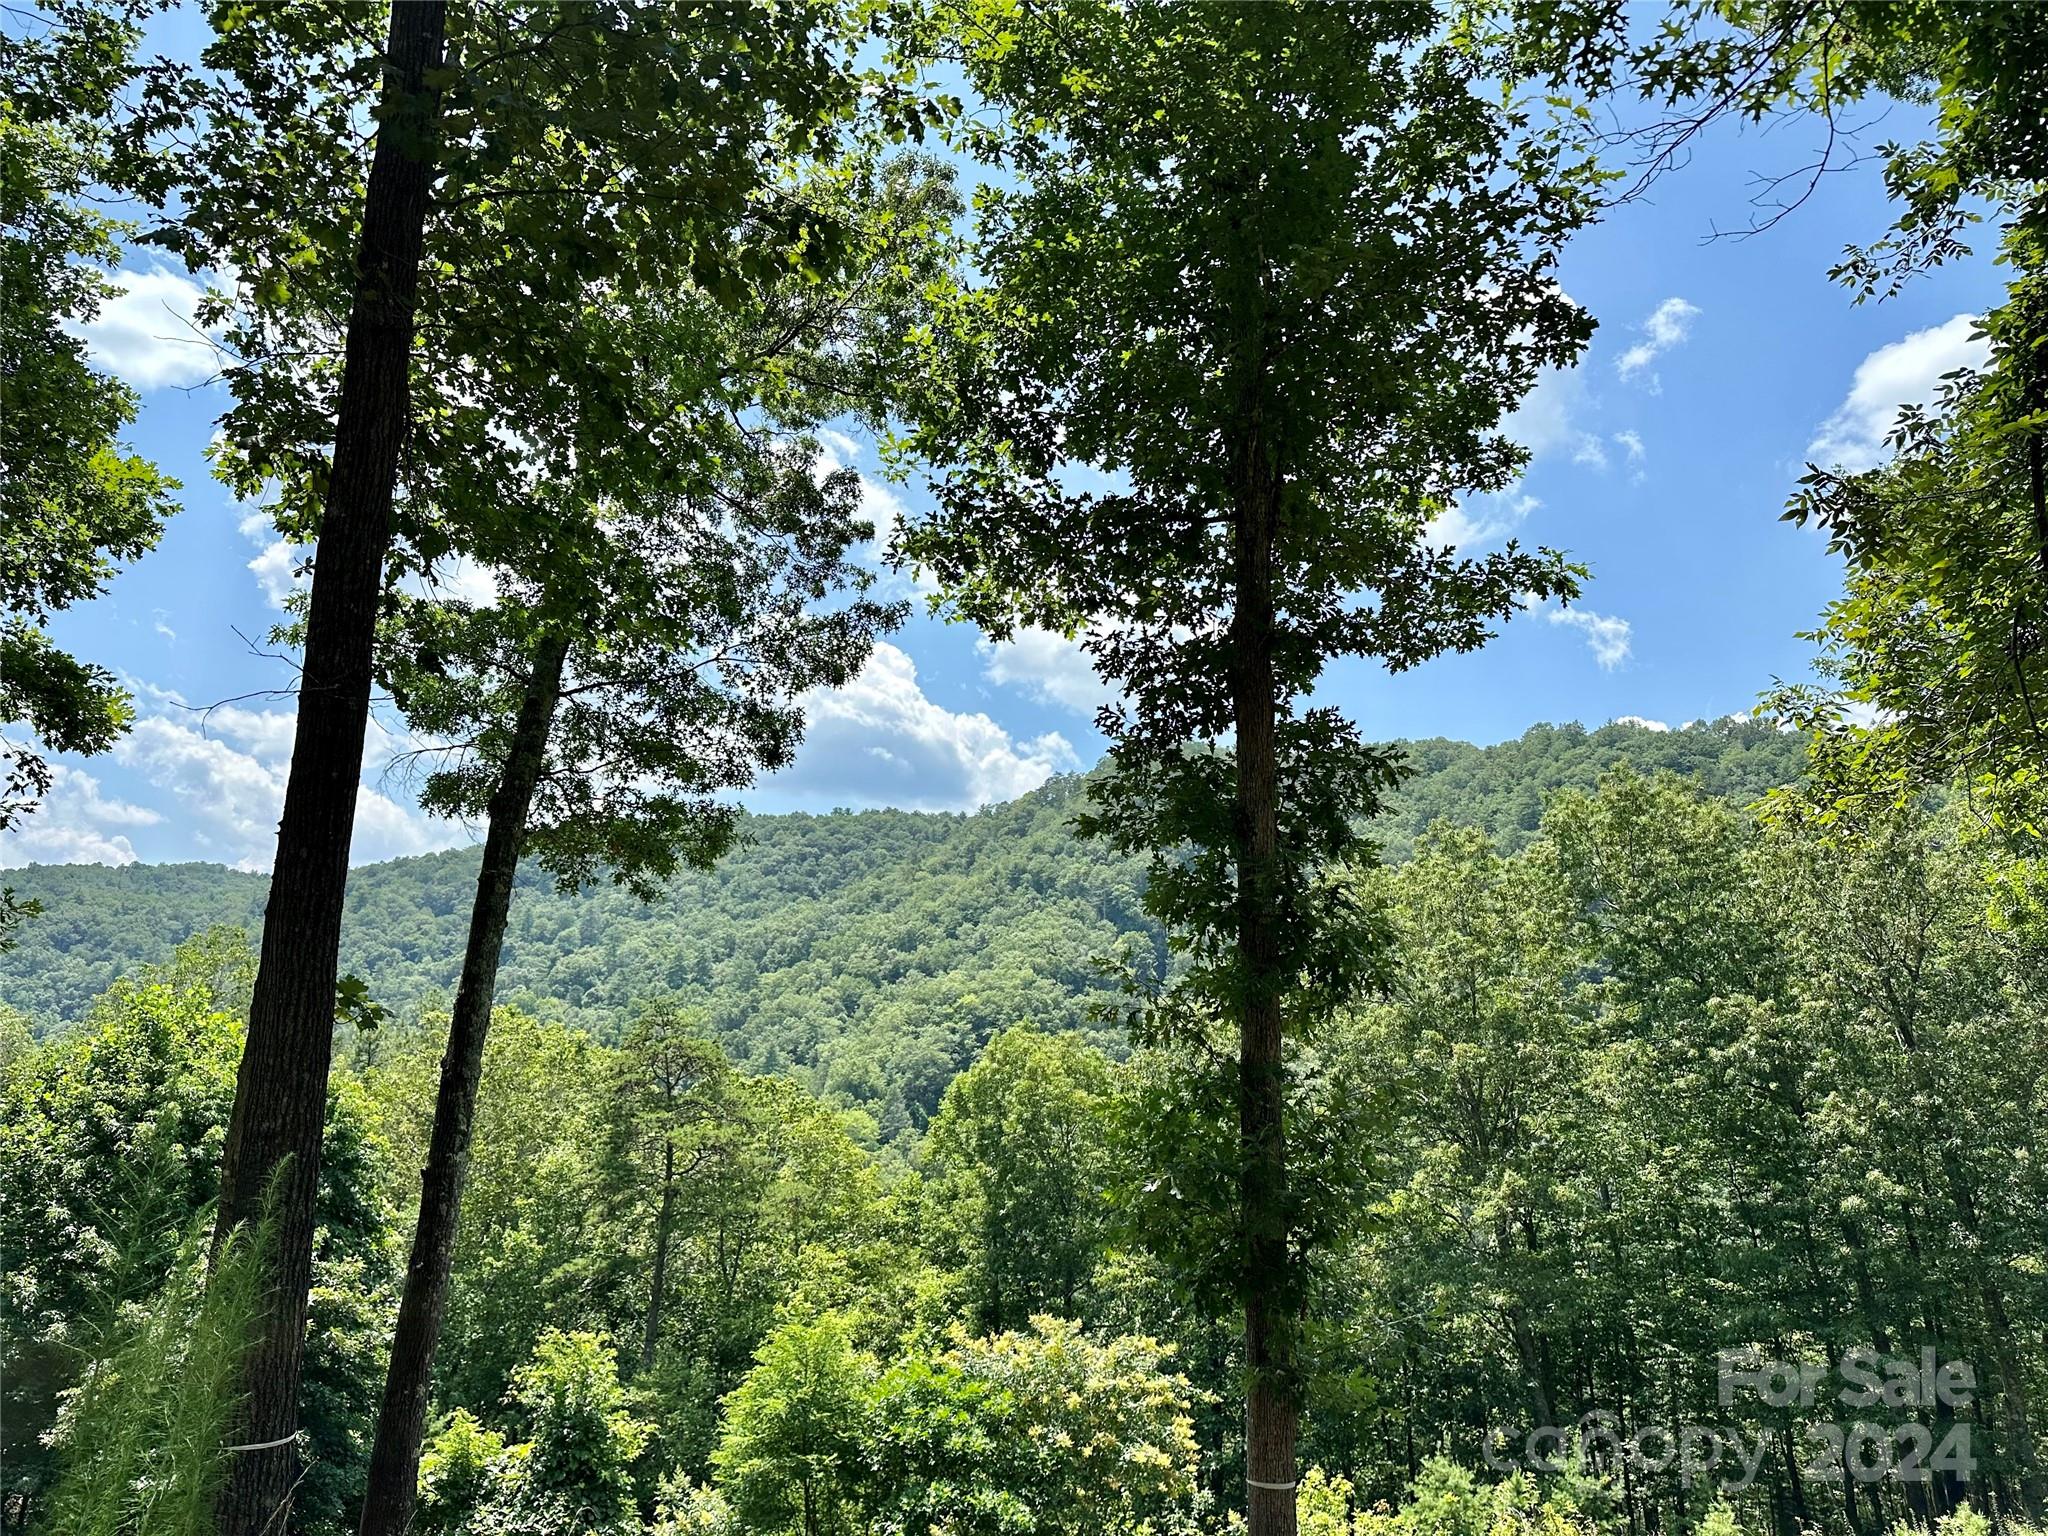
(0, 721, 1804, 1134)
(3, 5, 2046, 1536)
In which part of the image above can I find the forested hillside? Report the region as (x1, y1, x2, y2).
(13, 756, 2044, 1536)
(17, 0, 2045, 1529)
(0, 720, 1799, 1131)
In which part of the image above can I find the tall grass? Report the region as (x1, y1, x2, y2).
(43, 1207, 274, 1536)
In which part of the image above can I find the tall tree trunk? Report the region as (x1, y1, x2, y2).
(211, 8, 446, 1533)
(1231, 434, 1296, 1536)
(641, 1138, 677, 1373)
(358, 632, 569, 1536)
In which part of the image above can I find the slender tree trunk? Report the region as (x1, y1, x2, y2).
(211, 9, 446, 1533)
(1230, 432, 1296, 1536)
(1507, 1306, 1556, 1429)
(358, 632, 568, 1536)
(641, 1138, 677, 1372)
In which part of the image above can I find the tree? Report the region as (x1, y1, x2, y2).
(865, 1316, 1207, 1536)
(899, 6, 1601, 1528)
(714, 1312, 871, 1536)
(1360, 826, 1590, 1435)
(1, 0, 176, 943)
(609, 1008, 737, 1378)
(125, 4, 929, 1524)
(356, 150, 947, 1530)
(371, 1009, 619, 1422)
(412, 1331, 653, 1536)
(491, 1331, 653, 1536)
(161, 9, 449, 1527)
(1508, 3, 2048, 829)
(0, 932, 396, 1529)
(924, 1024, 1116, 1330)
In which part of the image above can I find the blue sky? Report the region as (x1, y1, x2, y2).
(6, 64, 2003, 873)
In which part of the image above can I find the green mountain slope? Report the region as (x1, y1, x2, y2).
(0, 719, 1802, 1135)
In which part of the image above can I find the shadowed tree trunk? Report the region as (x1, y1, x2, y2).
(358, 631, 569, 1536)
(211, 7, 447, 1533)
(1231, 423, 1297, 1536)
(641, 1136, 678, 1372)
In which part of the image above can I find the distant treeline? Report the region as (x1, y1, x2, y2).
(0, 720, 1802, 1137)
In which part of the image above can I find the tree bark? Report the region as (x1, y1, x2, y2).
(211, 8, 446, 1533)
(358, 631, 569, 1536)
(641, 1137, 677, 1373)
(1231, 430, 1296, 1536)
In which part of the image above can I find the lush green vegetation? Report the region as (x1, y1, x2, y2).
(9, 764, 2046, 1536)
(8, 0, 2048, 1533)
(0, 722, 1801, 1131)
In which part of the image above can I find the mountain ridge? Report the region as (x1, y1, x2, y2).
(0, 719, 1804, 1135)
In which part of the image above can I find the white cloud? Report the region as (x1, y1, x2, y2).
(114, 716, 289, 870)
(0, 765, 160, 869)
(1488, 363, 1614, 508)
(236, 510, 309, 611)
(1615, 297, 1700, 387)
(414, 554, 501, 608)
(816, 427, 863, 465)
(770, 642, 1078, 811)
(111, 706, 464, 871)
(1506, 367, 1585, 460)
(1428, 491, 1541, 552)
(863, 478, 937, 597)
(67, 264, 220, 390)
(1807, 314, 1988, 473)
(201, 702, 301, 764)
(1613, 429, 1648, 485)
(814, 431, 935, 599)
(979, 627, 1117, 716)
(1544, 605, 1633, 670)
(1612, 714, 1670, 732)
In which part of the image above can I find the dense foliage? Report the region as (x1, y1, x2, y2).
(10, 1, 2048, 1532)
(10, 756, 2046, 1536)
(0, 723, 1802, 1128)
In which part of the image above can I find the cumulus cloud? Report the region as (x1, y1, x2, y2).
(816, 427, 863, 465)
(113, 716, 286, 870)
(1615, 297, 1700, 387)
(67, 264, 220, 390)
(1506, 367, 1585, 461)
(1544, 605, 1633, 670)
(1428, 491, 1542, 552)
(861, 476, 935, 595)
(201, 701, 303, 763)
(1488, 362, 1621, 506)
(237, 511, 309, 610)
(414, 554, 501, 608)
(770, 642, 1078, 811)
(107, 700, 465, 871)
(1614, 430, 1646, 464)
(1612, 714, 1670, 732)
(1807, 314, 1988, 473)
(0, 765, 160, 869)
(979, 628, 1117, 716)
(813, 429, 934, 597)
